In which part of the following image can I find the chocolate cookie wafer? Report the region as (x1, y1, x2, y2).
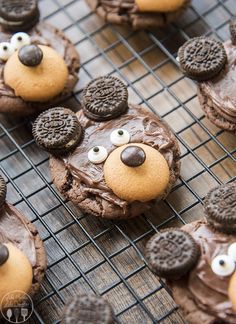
(204, 182, 236, 233)
(178, 37, 227, 82)
(61, 294, 115, 324)
(0, 0, 40, 32)
(146, 228, 200, 279)
(33, 107, 83, 156)
(82, 76, 128, 121)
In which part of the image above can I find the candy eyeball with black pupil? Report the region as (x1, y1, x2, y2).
(228, 243, 236, 262)
(110, 129, 130, 146)
(10, 32, 31, 50)
(211, 255, 235, 276)
(88, 146, 108, 164)
(0, 42, 14, 61)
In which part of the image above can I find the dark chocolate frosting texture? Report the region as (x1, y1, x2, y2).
(0, 203, 36, 266)
(171, 220, 236, 323)
(198, 40, 236, 125)
(58, 104, 180, 218)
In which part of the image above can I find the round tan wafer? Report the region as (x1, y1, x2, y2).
(104, 143, 170, 202)
(136, 0, 185, 12)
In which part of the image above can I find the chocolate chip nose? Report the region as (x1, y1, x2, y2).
(120, 145, 146, 167)
(18, 44, 43, 67)
(0, 244, 9, 266)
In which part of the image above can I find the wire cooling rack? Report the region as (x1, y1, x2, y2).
(0, 0, 236, 323)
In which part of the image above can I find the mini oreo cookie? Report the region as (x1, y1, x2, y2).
(230, 19, 236, 46)
(61, 294, 115, 324)
(0, 244, 9, 266)
(0, 0, 38, 21)
(146, 228, 200, 279)
(0, 175, 6, 208)
(32, 107, 83, 156)
(0, 9, 40, 32)
(178, 37, 227, 82)
(0, 0, 39, 32)
(82, 76, 128, 121)
(204, 182, 236, 233)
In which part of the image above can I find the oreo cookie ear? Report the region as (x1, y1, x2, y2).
(146, 228, 200, 280)
(0, 175, 7, 208)
(204, 182, 236, 234)
(32, 107, 83, 156)
(230, 19, 236, 46)
(81, 76, 128, 121)
(178, 36, 227, 82)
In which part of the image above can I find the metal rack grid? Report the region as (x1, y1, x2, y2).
(0, 0, 235, 323)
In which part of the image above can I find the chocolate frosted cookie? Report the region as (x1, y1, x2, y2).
(0, 175, 47, 308)
(146, 182, 236, 324)
(86, 0, 190, 30)
(0, 0, 40, 32)
(0, 22, 80, 116)
(33, 76, 181, 219)
(178, 29, 236, 133)
(61, 294, 115, 324)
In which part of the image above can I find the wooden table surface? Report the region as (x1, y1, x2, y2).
(0, 0, 235, 323)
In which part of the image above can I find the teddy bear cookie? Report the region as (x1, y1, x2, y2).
(86, 0, 190, 30)
(146, 181, 236, 323)
(32, 76, 181, 219)
(0, 0, 80, 116)
(0, 174, 47, 310)
(178, 21, 236, 133)
(61, 294, 115, 324)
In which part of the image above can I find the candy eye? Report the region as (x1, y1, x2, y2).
(10, 32, 31, 50)
(228, 243, 236, 262)
(110, 129, 130, 146)
(88, 146, 108, 164)
(0, 42, 14, 61)
(211, 255, 235, 276)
